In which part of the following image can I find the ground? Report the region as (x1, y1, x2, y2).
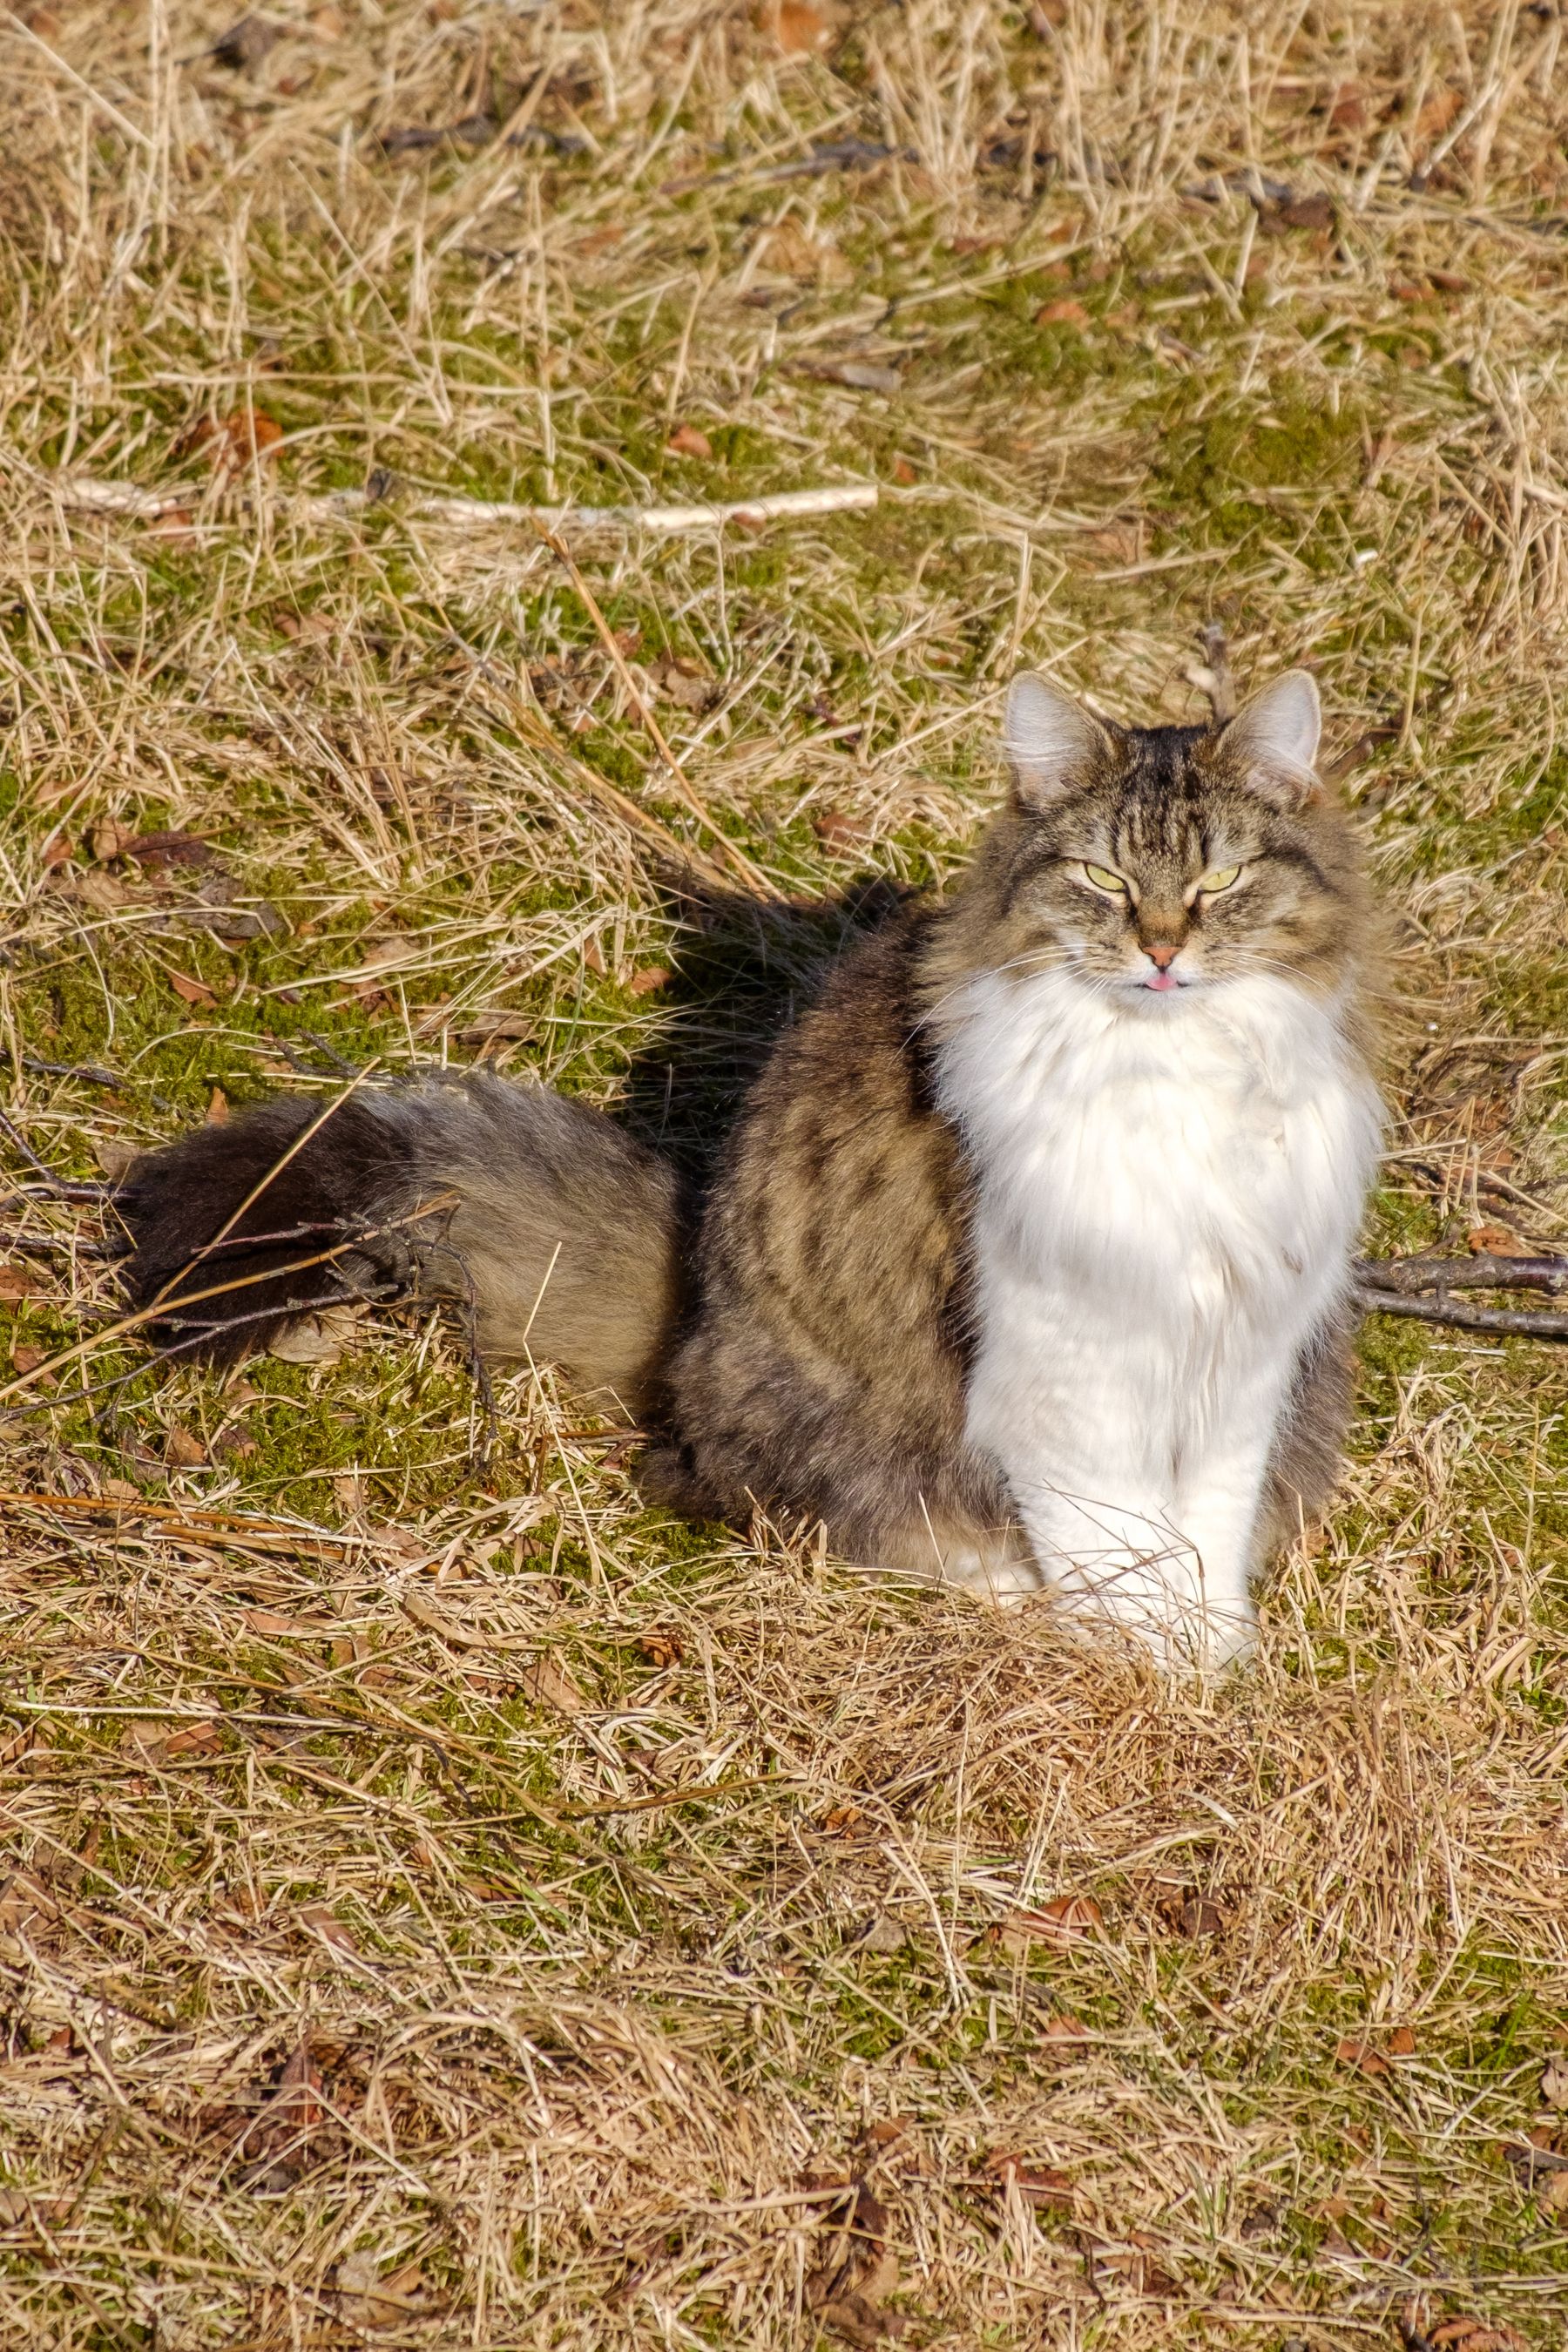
(2, 3, 1567, 2347)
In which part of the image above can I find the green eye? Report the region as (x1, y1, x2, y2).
(1082, 862, 1128, 895)
(1200, 863, 1241, 893)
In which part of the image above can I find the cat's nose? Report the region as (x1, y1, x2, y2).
(1143, 941, 1180, 970)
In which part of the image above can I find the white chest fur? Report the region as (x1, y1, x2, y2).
(934, 969, 1382, 1659)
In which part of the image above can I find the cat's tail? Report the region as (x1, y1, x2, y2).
(112, 1074, 686, 1414)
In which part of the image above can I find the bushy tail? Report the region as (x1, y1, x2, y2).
(113, 1075, 686, 1413)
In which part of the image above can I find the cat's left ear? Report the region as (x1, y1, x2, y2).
(1224, 670, 1322, 808)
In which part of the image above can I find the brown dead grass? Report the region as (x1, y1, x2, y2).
(2, 2, 1568, 2347)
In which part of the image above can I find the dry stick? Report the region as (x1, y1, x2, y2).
(531, 520, 781, 900)
(48, 470, 880, 533)
(1356, 1249, 1568, 1342)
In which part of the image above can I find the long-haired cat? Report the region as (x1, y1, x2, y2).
(117, 669, 1383, 1666)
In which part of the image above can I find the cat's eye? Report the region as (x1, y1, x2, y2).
(1199, 863, 1242, 893)
(1080, 862, 1128, 895)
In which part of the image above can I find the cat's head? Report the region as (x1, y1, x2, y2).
(970, 667, 1365, 1004)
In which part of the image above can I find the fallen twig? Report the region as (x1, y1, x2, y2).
(1357, 1248, 1568, 1342)
(47, 471, 880, 535)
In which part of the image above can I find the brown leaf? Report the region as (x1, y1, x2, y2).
(636, 1626, 685, 1669)
(209, 14, 280, 71)
(145, 507, 196, 546)
(335, 2254, 433, 2330)
(1423, 2321, 1531, 2352)
(242, 1609, 329, 1639)
(1335, 2035, 1390, 2077)
(627, 964, 672, 996)
(995, 1895, 1104, 1954)
(0, 1264, 40, 1301)
(1274, 191, 1335, 233)
(1034, 298, 1090, 328)
(202, 407, 284, 475)
(892, 456, 916, 484)
(813, 808, 873, 848)
(649, 657, 714, 710)
(1042, 2011, 1089, 2043)
(206, 1086, 229, 1125)
(1326, 82, 1368, 132)
(167, 968, 218, 1007)
(453, 1010, 536, 1045)
(766, 1, 832, 57)
(807, 2182, 904, 2342)
(164, 1426, 207, 1469)
(1541, 2056, 1568, 2110)
(666, 422, 713, 459)
(298, 1902, 360, 1955)
(1166, 1890, 1227, 1938)
(1414, 86, 1464, 142)
(10, 1343, 54, 1387)
(1468, 1222, 1531, 1258)
(1387, 2023, 1417, 2058)
(518, 1652, 585, 1714)
(122, 829, 215, 871)
(984, 2152, 1073, 2212)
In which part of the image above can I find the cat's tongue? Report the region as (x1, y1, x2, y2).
(1144, 970, 1181, 993)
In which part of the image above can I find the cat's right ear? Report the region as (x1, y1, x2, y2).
(1004, 672, 1109, 808)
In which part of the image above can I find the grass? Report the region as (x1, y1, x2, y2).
(3, 0, 1568, 2344)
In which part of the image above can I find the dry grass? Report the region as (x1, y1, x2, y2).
(3, 1, 1568, 2345)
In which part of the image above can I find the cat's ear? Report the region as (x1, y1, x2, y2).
(1004, 672, 1110, 807)
(1225, 670, 1322, 808)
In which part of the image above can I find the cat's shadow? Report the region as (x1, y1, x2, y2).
(613, 872, 911, 1191)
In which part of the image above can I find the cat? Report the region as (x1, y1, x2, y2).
(116, 668, 1383, 1666)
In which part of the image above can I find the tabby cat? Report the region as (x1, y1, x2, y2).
(118, 668, 1382, 1666)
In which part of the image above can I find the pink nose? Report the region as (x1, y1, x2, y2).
(1144, 942, 1179, 970)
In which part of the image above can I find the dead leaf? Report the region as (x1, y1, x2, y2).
(636, 1626, 684, 1669)
(242, 1609, 330, 1639)
(855, 1913, 909, 1957)
(453, 1010, 536, 1046)
(666, 422, 713, 459)
(649, 657, 713, 710)
(1468, 1223, 1531, 1258)
(1042, 2011, 1089, 2044)
(1163, 1889, 1227, 1938)
(1414, 85, 1464, 142)
(122, 829, 215, 872)
(1416, 2319, 1531, 2352)
(335, 2253, 432, 2329)
(1035, 298, 1090, 328)
(268, 1305, 362, 1366)
(993, 1895, 1104, 1954)
(983, 2151, 1074, 2213)
(766, 1, 832, 57)
(1325, 82, 1367, 132)
(167, 969, 218, 1007)
(814, 357, 900, 393)
(807, 2181, 905, 2343)
(1335, 2035, 1390, 2077)
(298, 1902, 360, 1956)
(185, 407, 284, 481)
(10, 1343, 54, 1387)
(164, 1427, 207, 1468)
(627, 965, 672, 996)
(88, 817, 136, 862)
(206, 1087, 229, 1125)
(1541, 2056, 1568, 2110)
(209, 13, 280, 70)
(145, 507, 196, 547)
(0, 1264, 40, 1301)
(813, 808, 873, 848)
(1388, 2024, 1417, 2058)
(518, 1652, 586, 1714)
